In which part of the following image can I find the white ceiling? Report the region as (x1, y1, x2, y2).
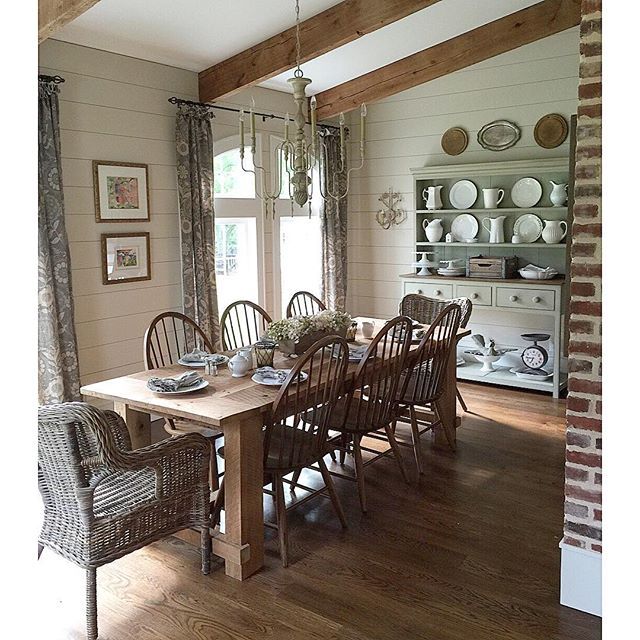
(53, 0, 542, 95)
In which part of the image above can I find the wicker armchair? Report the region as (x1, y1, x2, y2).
(38, 402, 211, 640)
(399, 293, 472, 411)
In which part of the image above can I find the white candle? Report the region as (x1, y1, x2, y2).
(239, 109, 245, 149)
(360, 103, 367, 143)
(339, 112, 345, 151)
(310, 96, 317, 138)
(284, 112, 290, 142)
(250, 97, 256, 150)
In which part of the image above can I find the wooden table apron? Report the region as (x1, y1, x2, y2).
(80, 318, 469, 580)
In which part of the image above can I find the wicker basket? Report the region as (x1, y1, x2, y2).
(278, 327, 347, 356)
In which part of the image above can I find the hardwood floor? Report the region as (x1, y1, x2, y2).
(36, 383, 601, 639)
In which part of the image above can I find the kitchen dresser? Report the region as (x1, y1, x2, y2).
(405, 158, 570, 398)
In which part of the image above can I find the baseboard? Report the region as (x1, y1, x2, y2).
(559, 540, 602, 617)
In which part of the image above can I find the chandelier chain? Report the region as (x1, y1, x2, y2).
(293, 0, 303, 78)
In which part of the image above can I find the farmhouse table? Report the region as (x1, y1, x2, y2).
(81, 317, 470, 580)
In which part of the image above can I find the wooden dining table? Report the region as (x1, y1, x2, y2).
(81, 317, 470, 580)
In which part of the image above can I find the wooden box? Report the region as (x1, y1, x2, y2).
(466, 255, 518, 279)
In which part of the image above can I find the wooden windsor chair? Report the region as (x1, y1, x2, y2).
(212, 335, 350, 566)
(395, 304, 463, 473)
(286, 290, 326, 317)
(399, 293, 473, 411)
(143, 311, 223, 489)
(38, 402, 211, 640)
(220, 300, 272, 351)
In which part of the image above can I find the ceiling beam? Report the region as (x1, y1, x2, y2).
(314, 0, 581, 119)
(198, 0, 442, 102)
(39, 0, 101, 43)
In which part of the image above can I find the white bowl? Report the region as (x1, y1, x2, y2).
(518, 268, 558, 280)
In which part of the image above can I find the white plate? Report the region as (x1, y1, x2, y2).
(510, 367, 553, 381)
(449, 180, 478, 209)
(511, 177, 543, 208)
(451, 213, 479, 241)
(178, 353, 228, 368)
(150, 379, 209, 394)
(456, 357, 465, 366)
(513, 213, 543, 243)
(251, 369, 308, 386)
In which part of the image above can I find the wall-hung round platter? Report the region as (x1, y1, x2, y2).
(441, 127, 468, 155)
(511, 177, 543, 208)
(534, 113, 568, 149)
(449, 179, 478, 209)
(513, 213, 543, 243)
(477, 119, 521, 151)
(451, 213, 479, 241)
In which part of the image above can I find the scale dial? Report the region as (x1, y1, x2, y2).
(522, 345, 548, 369)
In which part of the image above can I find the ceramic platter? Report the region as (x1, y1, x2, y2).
(251, 369, 308, 386)
(511, 177, 543, 208)
(151, 380, 209, 395)
(513, 213, 543, 243)
(449, 180, 478, 209)
(451, 213, 479, 241)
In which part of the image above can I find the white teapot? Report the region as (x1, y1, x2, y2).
(228, 348, 251, 377)
(541, 219, 568, 244)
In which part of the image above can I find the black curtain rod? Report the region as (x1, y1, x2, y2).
(39, 74, 65, 84)
(168, 96, 340, 131)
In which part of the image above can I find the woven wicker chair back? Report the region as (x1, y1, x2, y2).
(399, 294, 472, 329)
(144, 311, 215, 369)
(286, 290, 327, 318)
(220, 300, 272, 351)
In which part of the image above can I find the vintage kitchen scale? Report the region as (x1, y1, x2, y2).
(511, 333, 553, 380)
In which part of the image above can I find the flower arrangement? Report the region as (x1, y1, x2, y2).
(267, 310, 352, 355)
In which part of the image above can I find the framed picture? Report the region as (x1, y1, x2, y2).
(101, 232, 151, 285)
(93, 160, 150, 222)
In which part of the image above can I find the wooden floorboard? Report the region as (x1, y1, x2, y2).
(36, 383, 601, 639)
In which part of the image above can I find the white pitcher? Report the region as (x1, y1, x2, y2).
(549, 180, 568, 207)
(481, 215, 506, 243)
(422, 185, 443, 210)
(422, 218, 443, 242)
(541, 219, 568, 244)
(482, 188, 505, 209)
(228, 348, 251, 377)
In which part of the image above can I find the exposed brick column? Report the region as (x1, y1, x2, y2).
(563, 0, 602, 553)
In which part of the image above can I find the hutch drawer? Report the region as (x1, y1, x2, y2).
(404, 282, 453, 299)
(455, 284, 492, 307)
(496, 287, 556, 311)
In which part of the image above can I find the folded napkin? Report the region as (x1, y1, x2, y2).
(147, 371, 203, 392)
(180, 348, 210, 363)
(521, 263, 557, 274)
(256, 367, 289, 383)
(348, 345, 369, 359)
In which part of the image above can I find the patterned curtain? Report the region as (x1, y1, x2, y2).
(175, 104, 220, 344)
(38, 78, 81, 403)
(320, 130, 348, 311)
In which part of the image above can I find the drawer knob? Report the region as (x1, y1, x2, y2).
(417, 289, 423, 295)
(532, 296, 541, 303)
(433, 289, 441, 296)
(471, 293, 479, 300)
(509, 295, 518, 302)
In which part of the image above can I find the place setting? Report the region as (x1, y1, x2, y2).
(251, 367, 308, 386)
(146, 370, 209, 395)
(178, 347, 229, 368)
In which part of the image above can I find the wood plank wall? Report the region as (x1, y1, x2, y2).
(39, 40, 293, 391)
(345, 29, 580, 323)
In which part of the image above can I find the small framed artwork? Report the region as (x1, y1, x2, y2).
(101, 232, 151, 285)
(93, 160, 150, 222)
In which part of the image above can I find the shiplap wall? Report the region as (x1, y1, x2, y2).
(39, 39, 292, 389)
(346, 28, 580, 320)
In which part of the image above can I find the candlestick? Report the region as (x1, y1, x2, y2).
(239, 109, 245, 150)
(360, 103, 367, 143)
(339, 111, 345, 151)
(250, 97, 256, 152)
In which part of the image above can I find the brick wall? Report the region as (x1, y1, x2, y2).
(563, 0, 602, 553)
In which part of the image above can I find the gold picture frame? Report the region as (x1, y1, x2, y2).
(101, 232, 151, 285)
(93, 160, 150, 222)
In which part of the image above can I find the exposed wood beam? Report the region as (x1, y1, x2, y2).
(314, 0, 581, 119)
(39, 0, 101, 43)
(198, 0, 442, 102)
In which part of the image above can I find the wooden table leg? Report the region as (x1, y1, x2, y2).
(220, 414, 264, 580)
(433, 345, 459, 450)
(113, 402, 151, 449)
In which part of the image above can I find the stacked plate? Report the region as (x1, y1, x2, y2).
(437, 266, 466, 277)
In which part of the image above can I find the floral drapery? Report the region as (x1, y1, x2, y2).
(320, 130, 348, 311)
(38, 78, 81, 404)
(175, 104, 220, 344)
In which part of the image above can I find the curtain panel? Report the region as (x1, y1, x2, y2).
(175, 104, 220, 345)
(320, 130, 348, 311)
(38, 79, 81, 403)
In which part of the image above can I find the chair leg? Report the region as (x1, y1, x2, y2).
(201, 527, 211, 575)
(328, 449, 337, 462)
(86, 567, 98, 640)
(456, 387, 468, 412)
(339, 433, 348, 464)
(409, 406, 424, 475)
(318, 458, 347, 529)
(37, 542, 44, 559)
(384, 423, 410, 484)
(209, 438, 220, 492)
(289, 469, 302, 492)
(274, 474, 289, 567)
(211, 477, 225, 527)
(352, 437, 367, 513)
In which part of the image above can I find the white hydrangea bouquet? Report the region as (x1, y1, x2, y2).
(267, 309, 352, 355)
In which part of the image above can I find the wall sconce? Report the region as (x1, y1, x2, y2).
(376, 188, 406, 229)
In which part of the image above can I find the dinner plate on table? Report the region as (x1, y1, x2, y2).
(252, 369, 308, 386)
(150, 379, 209, 395)
(178, 353, 228, 367)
